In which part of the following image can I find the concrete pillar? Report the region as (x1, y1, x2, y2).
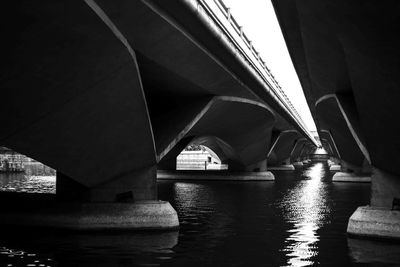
(157, 158, 274, 181)
(57, 167, 157, 202)
(371, 168, 400, 208)
(267, 158, 295, 171)
(3, 167, 179, 230)
(292, 161, 303, 168)
(158, 157, 177, 171)
(332, 160, 371, 182)
(328, 157, 341, 171)
(328, 157, 340, 166)
(245, 159, 267, 172)
(341, 160, 359, 173)
(56, 172, 89, 202)
(90, 166, 157, 202)
(347, 167, 400, 240)
(283, 158, 291, 165)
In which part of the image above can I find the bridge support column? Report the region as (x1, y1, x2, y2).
(329, 164, 341, 171)
(268, 158, 295, 171)
(245, 159, 268, 172)
(158, 157, 177, 171)
(328, 157, 340, 169)
(332, 160, 371, 182)
(245, 159, 275, 180)
(158, 159, 274, 181)
(347, 167, 400, 240)
(292, 161, 303, 168)
(2, 168, 179, 230)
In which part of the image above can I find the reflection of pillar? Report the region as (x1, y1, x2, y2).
(347, 167, 400, 240)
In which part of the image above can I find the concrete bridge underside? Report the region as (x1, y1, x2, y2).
(0, 0, 316, 229)
(273, 0, 400, 240)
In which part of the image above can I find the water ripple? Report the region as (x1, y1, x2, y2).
(279, 162, 331, 266)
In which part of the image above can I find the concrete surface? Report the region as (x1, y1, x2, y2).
(371, 168, 400, 208)
(347, 206, 400, 240)
(272, 0, 400, 176)
(268, 165, 295, 171)
(329, 165, 341, 171)
(157, 170, 274, 181)
(0, 200, 179, 230)
(292, 162, 303, 168)
(0, 0, 318, 231)
(332, 172, 371, 183)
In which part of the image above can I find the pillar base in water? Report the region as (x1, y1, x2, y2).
(329, 165, 341, 171)
(332, 172, 371, 183)
(157, 170, 274, 181)
(268, 165, 295, 171)
(0, 200, 179, 230)
(292, 162, 303, 168)
(347, 206, 400, 240)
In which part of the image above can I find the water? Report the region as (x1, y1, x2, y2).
(0, 161, 400, 266)
(0, 163, 55, 194)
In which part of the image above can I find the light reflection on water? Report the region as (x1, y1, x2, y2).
(280, 162, 330, 266)
(0, 161, 390, 266)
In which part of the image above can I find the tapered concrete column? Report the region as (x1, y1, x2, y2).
(57, 167, 157, 202)
(292, 161, 303, 168)
(347, 167, 400, 240)
(89, 166, 157, 202)
(267, 157, 295, 170)
(328, 157, 340, 169)
(371, 168, 400, 208)
(3, 168, 179, 230)
(332, 160, 371, 182)
(245, 159, 268, 172)
(158, 157, 177, 171)
(283, 158, 291, 165)
(268, 164, 295, 171)
(56, 172, 90, 202)
(158, 159, 274, 181)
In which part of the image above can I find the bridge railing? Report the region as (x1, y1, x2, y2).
(197, 0, 313, 140)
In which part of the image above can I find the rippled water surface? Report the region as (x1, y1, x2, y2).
(1, 161, 400, 266)
(0, 163, 55, 194)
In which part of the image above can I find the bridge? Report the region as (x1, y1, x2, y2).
(5, 0, 398, 242)
(0, 0, 318, 230)
(272, 0, 400, 240)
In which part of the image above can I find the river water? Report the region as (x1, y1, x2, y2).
(0, 161, 400, 266)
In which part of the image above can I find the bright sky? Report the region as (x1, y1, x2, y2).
(222, 0, 317, 131)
